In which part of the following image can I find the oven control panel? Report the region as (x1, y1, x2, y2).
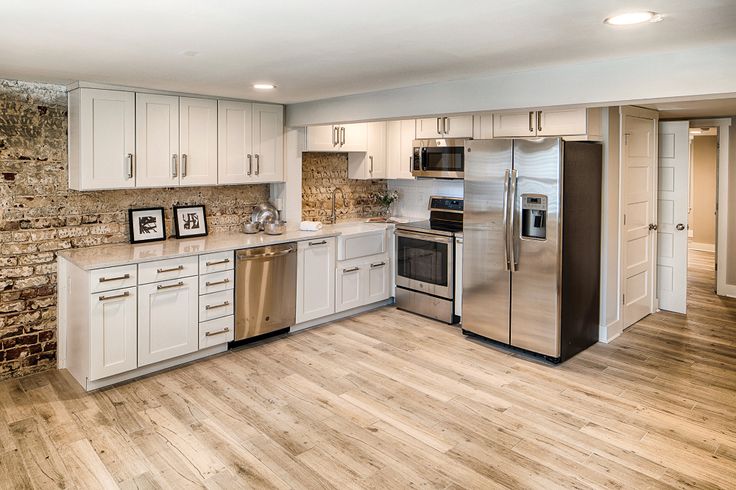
(429, 196, 464, 213)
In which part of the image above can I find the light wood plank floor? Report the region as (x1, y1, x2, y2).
(1, 250, 735, 489)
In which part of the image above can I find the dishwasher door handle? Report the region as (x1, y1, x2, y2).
(237, 248, 294, 260)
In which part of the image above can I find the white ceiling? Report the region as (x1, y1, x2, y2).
(643, 98, 736, 119)
(2, 0, 735, 104)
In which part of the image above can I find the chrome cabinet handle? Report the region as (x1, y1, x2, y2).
(205, 327, 230, 337)
(172, 154, 178, 178)
(509, 169, 519, 271)
(309, 240, 327, 246)
(409, 156, 412, 173)
(436, 118, 441, 135)
(247, 154, 253, 176)
(157, 281, 184, 290)
(343, 266, 359, 273)
(205, 258, 230, 266)
(537, 112, 542, 132)
(205, 278, 230, 287)
(127, 153, 134, 179)
(99, 291, 130, 301)
(255, 154, 260, 175)
(157, 265, 184, 273)
(370, 262, 386, 268)
(502, 168, 511, 271)
(529, 112, 534, 133)
(369, 155, 374, 174)
(333, 126, 339, 146)
(181, 154, 188, 177)
(443, 117, 449, 134)
(676, 223, 685, 231)
(340, 126, 346, 146)
(99, 273, 130, 283)
(205, 300, 230, 310)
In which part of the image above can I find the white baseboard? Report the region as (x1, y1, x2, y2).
(689, 242, 715, 252)
(599, 318, 622, 343)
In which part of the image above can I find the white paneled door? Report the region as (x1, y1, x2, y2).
(622, 108, 658, 328)
(136, 94, 179, 187)
(179, 97, 218, 186)
(252, 103, 284, 182)
(657, 121, 690, 314)
(217, 100, 253, 185)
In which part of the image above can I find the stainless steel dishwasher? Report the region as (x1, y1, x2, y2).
(234, 242, 297, 341)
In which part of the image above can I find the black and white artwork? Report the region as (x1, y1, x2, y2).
(173, 205, 208, 238)
(128, 207, 166, 244)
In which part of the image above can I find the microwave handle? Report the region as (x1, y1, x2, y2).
(420, 147, 428, 171)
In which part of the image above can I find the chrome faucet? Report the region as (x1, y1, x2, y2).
(329, 187, 347, 224)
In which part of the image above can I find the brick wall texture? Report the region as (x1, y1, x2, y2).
(0, 79, 269, 380)
(301, 152, 387, 222)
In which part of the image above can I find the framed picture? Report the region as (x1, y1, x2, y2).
(173, 204, 208, 239)
(128, 207, 166, 244)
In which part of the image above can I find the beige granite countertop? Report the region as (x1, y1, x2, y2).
(58, 221, 393, 270)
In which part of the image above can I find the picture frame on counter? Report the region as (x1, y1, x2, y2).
(128, 207, 166, 244)
(173, 204, 208, 239)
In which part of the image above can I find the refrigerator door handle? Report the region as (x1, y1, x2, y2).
(509, 169, 519, 271)
(502, 169, 511, 271)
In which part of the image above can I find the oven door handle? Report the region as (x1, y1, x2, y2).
(395, 230, 454, 244)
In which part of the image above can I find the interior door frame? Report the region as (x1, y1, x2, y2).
(619, 106, 659, 330)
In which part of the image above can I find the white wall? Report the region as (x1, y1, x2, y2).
(286, 41, 736, 127)
(388, 179, 463, 219)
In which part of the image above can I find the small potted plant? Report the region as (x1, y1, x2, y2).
(373, 190, 399, 219)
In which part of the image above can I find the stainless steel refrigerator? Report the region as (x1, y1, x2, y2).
(462, 138, 602, 362)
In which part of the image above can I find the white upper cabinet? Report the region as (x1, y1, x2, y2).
(386, 120, 415, 180)
(306, 123, 368, 152)
(339, 124, 368, 152)
(135, 94, 179, 188)
(218, 100, 253, 184)
(416, 115, 473, 139)
(68, 88, 136, 190)
(252, 103, 284, 182)
(493, 108, 602, 139)
(472, 112, 494, 140)
(348, 122, 386, 179)
(179, 97, 218, 186)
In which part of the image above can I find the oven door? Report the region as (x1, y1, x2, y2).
(395, 230, 454, 299)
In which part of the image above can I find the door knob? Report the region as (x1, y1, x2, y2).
(648, 223, 658, 231)
(676, 223, 685, 231)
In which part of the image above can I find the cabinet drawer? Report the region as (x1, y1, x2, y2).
(199, 251, 234, 274)
(199, 270, 234, 295)
(138, 256, 198, 284)
(337, 231, 386, 261)
(199, 289, 234, 322)
(199, 315, 234, 349)
(90, 264, 138, 293)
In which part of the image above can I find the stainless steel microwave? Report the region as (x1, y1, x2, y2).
(411, 139, 465, 179)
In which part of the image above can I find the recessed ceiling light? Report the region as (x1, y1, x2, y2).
(604, 11, 662, 26)
(253, 83, 276, 90)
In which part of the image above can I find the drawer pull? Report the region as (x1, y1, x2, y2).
(205, 258, 231, 267)
(98, 291, 130, 301)
(205, 278, 230, 287)
(205, 327, 231, 337)
(157, 281, 184, 290)
(343, 266, 360, 273)
(99, 273, 130, 283)
(205, 301, 231, 310)
(370, 262, 386, 268)
(309, 240, 327, 246)
(157, 265, 184, 273)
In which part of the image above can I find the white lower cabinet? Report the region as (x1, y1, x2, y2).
(297, 238, 336, 323)
(335, 257, 391, 313)
(199, 315, 234, 349)
(89, 286, 138, 380)
(366, 260, 390, 303)
(138, 276, 199, 366)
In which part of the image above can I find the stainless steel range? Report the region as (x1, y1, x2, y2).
(395, 196, 463, 324)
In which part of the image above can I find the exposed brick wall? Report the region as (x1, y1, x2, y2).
(0, 79, 269, 380)
(301, 152, 387, 222)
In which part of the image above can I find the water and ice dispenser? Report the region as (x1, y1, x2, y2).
(520, 194, 547, 240)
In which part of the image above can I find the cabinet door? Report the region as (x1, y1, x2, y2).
(443, 115, 474, 138)
(416, 117, 443, 139)
(493, 111, 537, 138)
(252, 103, 284, 182)
(366, 260, 390, 303)
(347, 122, 386, 179)
(536, 107, 587, 136)
(335, 265, 363, 312)
(138, 276, 199, 366)
(454, 238, 463, 317)
(386, 120, 415, 180)
(179, 97, 218, 186)
(70, 88, 136, 190)
(339, 123, 368, 152)
(89, 286, 137, 380)
(296, 238, 336, 323)
(136, 94, 180, 188)
(217, 100, 253, 184)
(473, 112, 494, 140)
(306, 125, 339, 152)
